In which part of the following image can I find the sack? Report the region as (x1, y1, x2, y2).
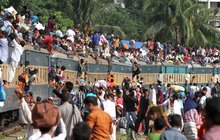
(0, 80, 6, 101)
(32, 101, 60, 128)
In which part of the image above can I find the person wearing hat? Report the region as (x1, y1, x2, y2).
(31, 100, 67, 140)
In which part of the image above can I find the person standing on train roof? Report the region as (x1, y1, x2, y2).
(8, 33, 25, 84)
(92, 31, 100, 57)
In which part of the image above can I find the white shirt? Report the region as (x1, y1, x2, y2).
(173, 100, 182, 116)
(20, 98, 41, 140)
(206, 86, 212, 98)
(114, 50, 119, 57)
(30, 118, 66, 140)
(66, 29, 75, 38)
(0, 38, 8, 63)
(140, 47, 148, 56)
(34, 22, 45, 30)
(103, 99, 116, 120)
(190, 86, 199, 94)
(55, 30, 63, 37)
(156, 74, 163, 83)
(149, 88, 157, 105)
(200, 96, 206, 107)
(201, 49, 206, 56)
(11, 39, 24, 62)
(99, 34, 108, 46)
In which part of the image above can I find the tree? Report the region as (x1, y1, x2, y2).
(0, 0, 9, 11)
(72, 0, 120, 31)
(144, 0, 220, 47)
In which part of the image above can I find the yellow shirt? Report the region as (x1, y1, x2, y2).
(113, 39, 119, 48)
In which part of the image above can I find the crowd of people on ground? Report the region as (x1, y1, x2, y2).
(14, 64, 220, 140)
(1, 5, 220, 140)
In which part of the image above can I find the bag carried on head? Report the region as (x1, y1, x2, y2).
(32, 101, 60, 128)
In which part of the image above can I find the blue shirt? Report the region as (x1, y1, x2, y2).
(160, 128, 187, 140)
(31, 15, 38, 24)
(92, 33, 100, 46)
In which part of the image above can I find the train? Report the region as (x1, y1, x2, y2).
(0, 46, 219, 129)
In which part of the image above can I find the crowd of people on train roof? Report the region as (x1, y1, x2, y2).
(1, 5, 220, 140)
(0, 6, 220, 68)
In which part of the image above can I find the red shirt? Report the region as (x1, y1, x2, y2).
(183, 56, 189, 63)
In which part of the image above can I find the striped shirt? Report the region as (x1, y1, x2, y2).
(184, 109, 199, 125)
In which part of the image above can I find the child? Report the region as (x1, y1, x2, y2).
(160, 114, 187, 140)
(148, 118, 165, 140)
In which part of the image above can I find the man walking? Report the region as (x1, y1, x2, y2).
(84, 96, 113, 140)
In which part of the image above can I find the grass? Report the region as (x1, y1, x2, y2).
(116, 130, 147, 140)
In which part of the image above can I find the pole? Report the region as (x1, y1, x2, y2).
(208, 0, 211, 9)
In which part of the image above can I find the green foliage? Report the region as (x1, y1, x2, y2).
(40, 11, 73, 33)
(144, 0, 220, 47)
(0, 0, 9, 11)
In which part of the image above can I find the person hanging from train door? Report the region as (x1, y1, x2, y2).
(132, 61, 141, 81)
(8, 33, 25, 84)
(77, 59, 85, 81)
(24, 68, 39, 93)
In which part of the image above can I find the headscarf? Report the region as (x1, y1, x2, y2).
(184, 92, 197, 112)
